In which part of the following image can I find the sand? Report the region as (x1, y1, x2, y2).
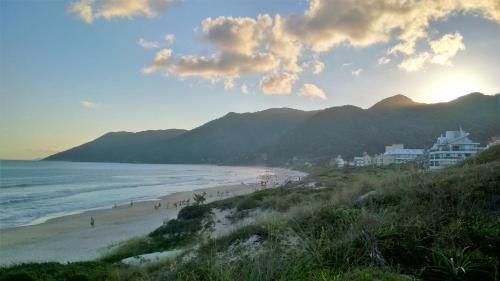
(0, 183, 264, 265)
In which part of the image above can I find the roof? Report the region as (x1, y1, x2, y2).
(384, 148, 424, 155)
(431, 129, 479, 150)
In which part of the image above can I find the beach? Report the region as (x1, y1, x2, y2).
(0, 182, 268, 265)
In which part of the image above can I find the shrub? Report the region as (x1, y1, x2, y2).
(236, 196, 260, 211)
(177, 204, 212, 220)
(0, 272, 35, 281)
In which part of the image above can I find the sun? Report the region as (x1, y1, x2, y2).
(429, 79, 480, 103)
(422, 69, 495, 103)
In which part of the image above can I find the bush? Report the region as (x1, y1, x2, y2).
(0, 262, 112, 281)
(178, 204, 212, 220)
(236, 196, 260, 211)
(0, 272, 35, 281)
(339, 268, 413, 281)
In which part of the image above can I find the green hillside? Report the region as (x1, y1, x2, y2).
(260, 93, 500, 164)
(45, 93, 500, 164)
(45, 129, 187, 162)
(139, 108, 317, 164)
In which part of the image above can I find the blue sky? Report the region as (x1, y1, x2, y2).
(1, 0, 499, 160)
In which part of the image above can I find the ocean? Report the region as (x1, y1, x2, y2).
(0, 160, 302, 229)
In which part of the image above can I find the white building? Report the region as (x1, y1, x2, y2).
(426, 128, 480, 170)
(353, 152, 372, 167)
(354, 156, 365, 167)
(329, 155, 346, 167)
(379, 144, 423, 165)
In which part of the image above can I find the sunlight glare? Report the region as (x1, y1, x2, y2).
(430, 79, 478, 103)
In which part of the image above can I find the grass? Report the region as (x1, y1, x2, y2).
(0, 262, 124, 281)
(101, 203, 213, 263)
(2, 146, 499, 281)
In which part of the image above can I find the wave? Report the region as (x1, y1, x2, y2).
(0, 182, 55, 189)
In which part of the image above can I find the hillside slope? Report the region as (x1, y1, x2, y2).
(45, 129, 187, 162)
(138, 108, 317, 164)
(46, 108, 316, 164)
(259, 93, 500, 163)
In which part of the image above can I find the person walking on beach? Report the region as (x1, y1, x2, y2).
(90, 216, 95, 227)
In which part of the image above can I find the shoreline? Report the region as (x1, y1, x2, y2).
(0, 169, 304, 265)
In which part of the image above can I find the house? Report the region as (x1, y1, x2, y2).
(373, 153, 384, 166)
(363, 152, 372, 166)
(353, 152, 372, 167)
(329, 155, 345, 167)
(354, 156, 365, 167)
(379, 144, 423, 165)
(426, 128, 481, 170)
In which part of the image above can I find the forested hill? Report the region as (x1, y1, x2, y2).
(45, 93, 500, 165)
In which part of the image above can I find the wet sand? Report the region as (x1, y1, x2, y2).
(0, 183, 262, 265)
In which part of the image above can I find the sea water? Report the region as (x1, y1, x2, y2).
(0, 160, 303, 229)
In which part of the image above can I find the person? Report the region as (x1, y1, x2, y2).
(130, 200, 133, 207)
(90, 216, 95, 227)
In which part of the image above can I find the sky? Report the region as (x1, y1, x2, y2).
(1, 0, 499, 160)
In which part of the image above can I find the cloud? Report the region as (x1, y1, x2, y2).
(202, 15, 272, 56)
(306, 59, 324, 74)
(281, 0, 499, 55)
(69, 0, 94, 24)
(299, 83, 327, 100)
(81, 100, 97, 109)
(164, 33, 175, 44)
(69, 0, 171, 23)
(398, 52, 430, 72)
(429, 32, 465, 65)
(138, 38, 160, 49)
(240, 83, 249, 95)
(142, 0, 500, 94)
(377, 56, 391, 65)
(223, 77, 236, 90)
(260, 72, 298, 95)
(398, 32, 465, 71)
(142, 48, 173, 74)
(143, 51, 279, 79)
(351, 68, 363, 77)
(144, 15, 281, 81)
(267, 15, 303, 73)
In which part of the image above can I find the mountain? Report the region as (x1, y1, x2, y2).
(45, 129, 187, 162)
(370, 94, 421, 110)
(46, 108, 316, 164)
(45, 93, 500, 165)
(257, 93, 500, 164)
(135, 108, 317, 164)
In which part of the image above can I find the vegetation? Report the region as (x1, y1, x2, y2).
(102, 204, 213, 263)
(44, 129, 187, 163)
(3, 145, 499, 281)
